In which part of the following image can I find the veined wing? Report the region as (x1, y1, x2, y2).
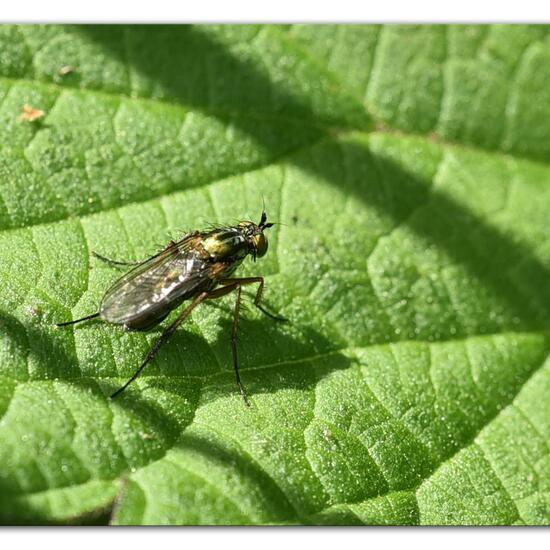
(99, 235, 211, 326)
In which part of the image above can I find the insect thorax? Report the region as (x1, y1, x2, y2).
(201, 228, 250, 262)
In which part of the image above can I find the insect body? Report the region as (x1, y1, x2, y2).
(56, 211, 285, 405)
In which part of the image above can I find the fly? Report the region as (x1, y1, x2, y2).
(56, 211, 286, 406)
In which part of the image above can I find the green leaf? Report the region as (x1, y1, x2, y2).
(0, 24, 548, 526)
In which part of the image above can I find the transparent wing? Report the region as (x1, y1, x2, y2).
(99, 236, 211, 325)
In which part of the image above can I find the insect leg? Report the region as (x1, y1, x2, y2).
(92, 251, 142, 268)
(207, 283, 250, 406)
(56, 312, 100, 327)
(230, 285, 251, 406)
(220, 277, 288, 322)
(110, 291, 209, 399)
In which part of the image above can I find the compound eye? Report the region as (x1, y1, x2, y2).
(254, 233, 268, 258)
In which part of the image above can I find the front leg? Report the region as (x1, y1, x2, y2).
(206, 278, 287, 406)
(207, 282, 250, 406)
(219, 277, 288, 322)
